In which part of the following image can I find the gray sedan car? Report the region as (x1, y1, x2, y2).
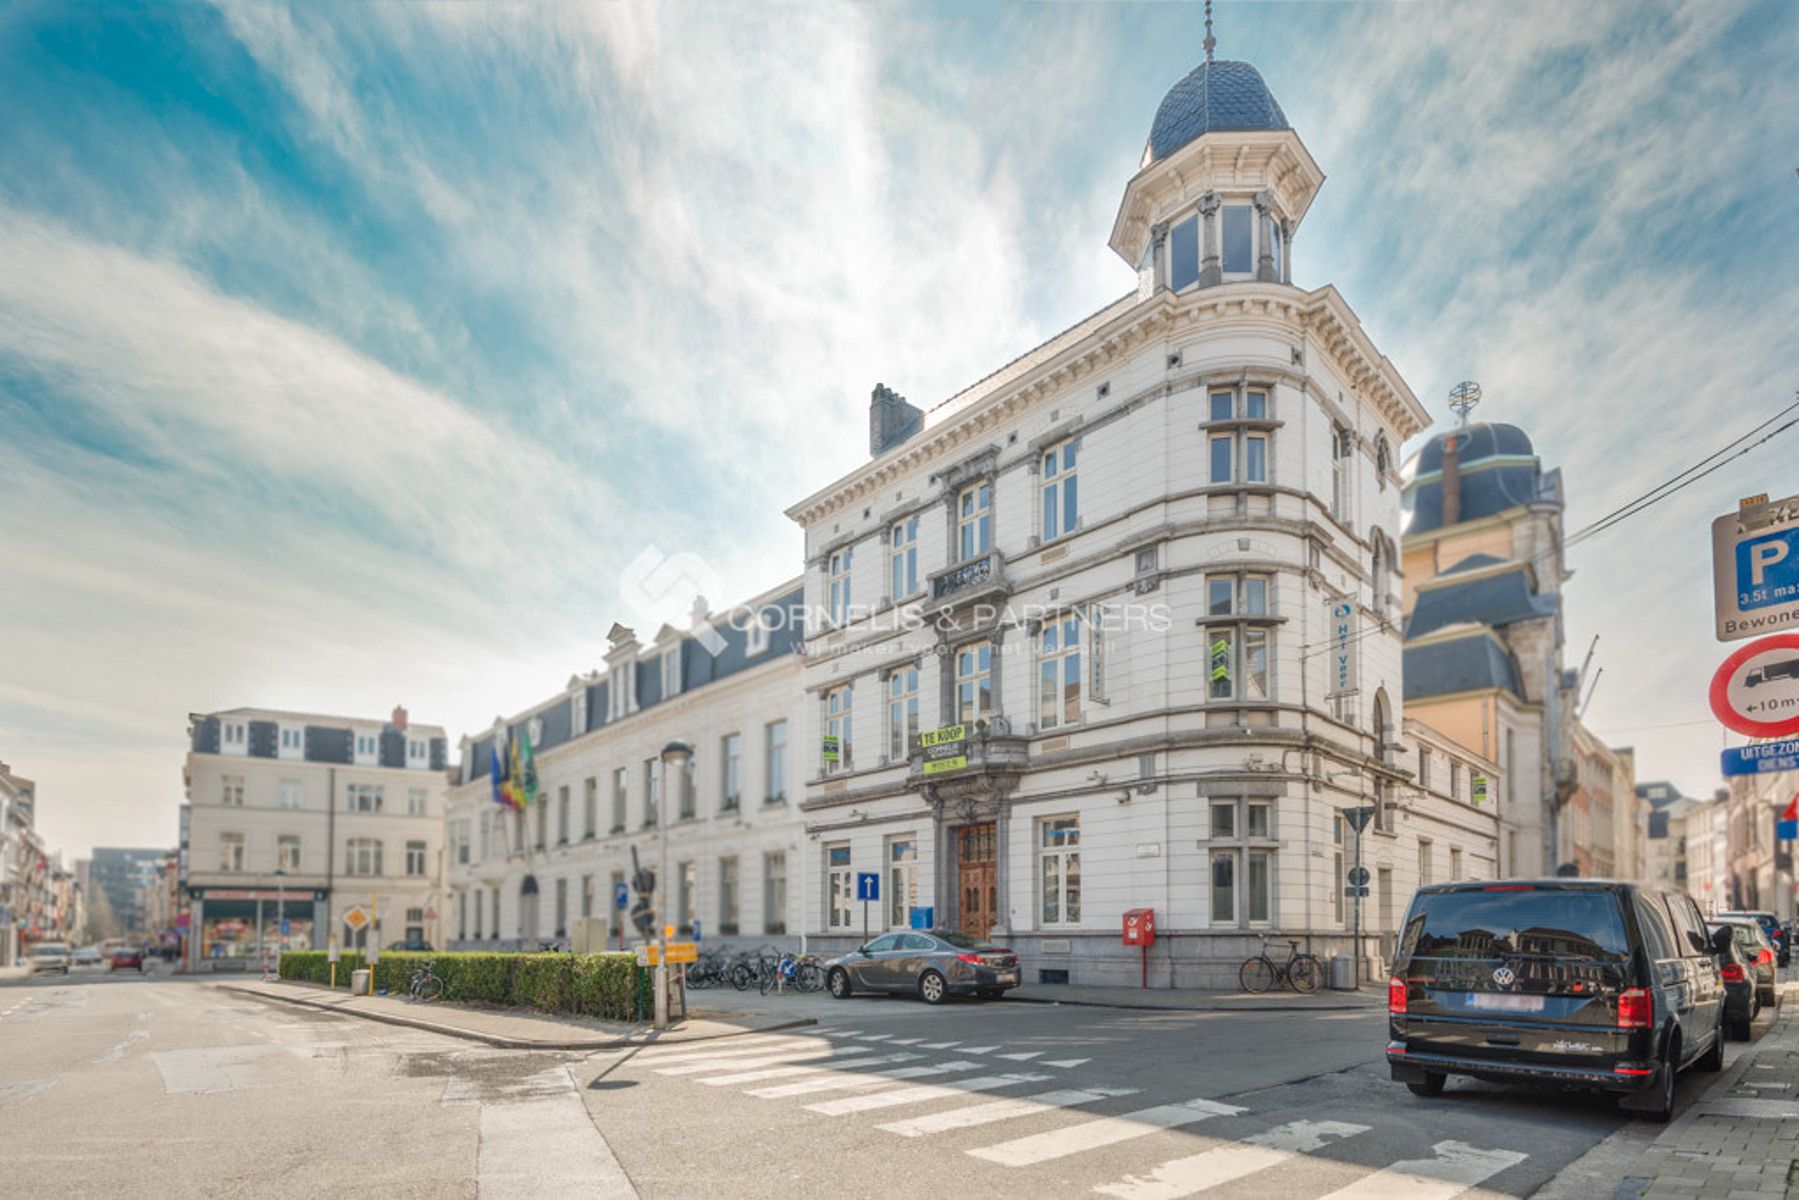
(826, 930, 1022, 1004)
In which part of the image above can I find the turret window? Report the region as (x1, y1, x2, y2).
(1169, 216, 1199, 291)
(1221, 206, 1253, 274)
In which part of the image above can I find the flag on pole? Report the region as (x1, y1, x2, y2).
(489, 741, 509, 808)
(509, 732, 527, 808)
(520, 728, 540, 808)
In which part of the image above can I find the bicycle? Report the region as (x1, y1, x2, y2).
(408, 958, 443, 1003)
(1238, 935, 1323, 994)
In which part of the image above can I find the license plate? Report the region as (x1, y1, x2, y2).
(997, 971, 1018, 985)
(1468, 992, 1544, 1012)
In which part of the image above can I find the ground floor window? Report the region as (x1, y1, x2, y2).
(826, 844, 852, 929)
(554, 878, 569, 937)
(886, 838, 917, 928)
(1039, 815, 1081, 926)
(764, 852, 787, 935)
(719, 857, 740, 935)
(1211, 849, 1274, 927)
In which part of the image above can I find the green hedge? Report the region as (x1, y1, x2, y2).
(277, 950, 642, 1021)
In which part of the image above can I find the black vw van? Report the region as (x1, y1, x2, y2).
(1387, 880, 1725, 1121)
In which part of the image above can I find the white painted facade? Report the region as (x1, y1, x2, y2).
(443, 584, 808, 951)
(779, 90, 1487, 987)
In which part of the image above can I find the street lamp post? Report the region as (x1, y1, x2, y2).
(655, 740, 693, 1030)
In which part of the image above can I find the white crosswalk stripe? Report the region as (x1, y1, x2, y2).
(969, 1097, 1247, 1167)
(854, 1033, 895, 1041)
(1312, 1140, 1526, 1200)
(878, 1086, 1140, 1138)
(1044, 1058, 1091, 1069)
(996, 1050, 1043, 1061)
(917, 1041, 959, 1049)
(805, 1072, 1055, 1116)
(888, 1037, 924, 1045)
(697, 1053, 920, 1087)
(632, 1035, 817, 1065)
(654, 1045, 849, 1076)
(1093, 1120, 1370, 1200)
(743, 1057, 953, 1099)
(959, 1045, 1000, 1054)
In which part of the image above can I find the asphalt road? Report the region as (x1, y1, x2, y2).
(0, 968, 1775, 1199)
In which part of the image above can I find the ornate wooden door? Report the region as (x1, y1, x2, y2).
(957, 823, 997, 938)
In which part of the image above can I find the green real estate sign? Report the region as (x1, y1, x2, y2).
(821, 734, 840, 764)
(919, 723, 968, 776)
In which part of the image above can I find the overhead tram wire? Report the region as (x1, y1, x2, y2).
(1295, 391, 1799, 661)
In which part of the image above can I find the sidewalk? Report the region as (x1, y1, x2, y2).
(1626, 998, 1799, 1200)
(218, 979, 814, 1051)
(1007, 981, 1387, 1012)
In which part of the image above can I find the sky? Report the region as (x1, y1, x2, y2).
(1, 0, 1795, 862)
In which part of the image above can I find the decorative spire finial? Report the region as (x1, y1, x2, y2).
(1448, 381, 1483, 427)
(1203, 0, 1216, 64)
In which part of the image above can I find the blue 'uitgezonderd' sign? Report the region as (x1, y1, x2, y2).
(1721, 737, 1799, 777)
(856, 872, 880, 902)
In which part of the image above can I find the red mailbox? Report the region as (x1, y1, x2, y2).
(1123, 909, 1156, 988)
(1122, 908, 1156, 947)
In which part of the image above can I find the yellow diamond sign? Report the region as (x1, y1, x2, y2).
(343, 906, 370, 931)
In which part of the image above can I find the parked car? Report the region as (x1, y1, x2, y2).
(108, 946, 146, 972)
(1716, 911, 1788, 968)
(1388, 879, 1725, 1121)
(28, 942, 73, 975)
(386, 939, 433, 953)
(826, 930, 1021, 1005)
(1708, 920, 1767, 1040)
(1709, 918, 1779, 1008)
(72, 946, 103, 967)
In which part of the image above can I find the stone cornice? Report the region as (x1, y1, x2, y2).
(786, 283, 1426, 529)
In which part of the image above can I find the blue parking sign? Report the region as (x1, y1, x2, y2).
(1736, 528, 1799, 611)
(856, 872, 880, 902)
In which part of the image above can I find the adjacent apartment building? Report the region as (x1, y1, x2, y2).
(781, 51, 1497, 986)
(182, 706, 448, 968)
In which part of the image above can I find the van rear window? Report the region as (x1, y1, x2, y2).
(1399, 889, 1630, 961)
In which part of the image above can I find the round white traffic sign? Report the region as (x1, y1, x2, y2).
(1710, 633, 1799, 738)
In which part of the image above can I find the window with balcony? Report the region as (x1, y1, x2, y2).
(889, 517, 919, 599)
(827, 548, 853, 625)
(956, 643, 992, 725)
(824, 686, 852, 773)
(1041, 439, 1079, 542)
(957, 483, 992, 562)
(1039, 614, 1082, 730)
(887, 667, 919, 761)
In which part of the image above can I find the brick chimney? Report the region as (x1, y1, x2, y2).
(1440, 433, 1462, 527)
(391, 705, 409, 731)
(869, 383, 923, 457)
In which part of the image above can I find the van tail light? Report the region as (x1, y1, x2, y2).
(1618, 986, 1653, 1030)
(1758, 949, 1774, 966)
(1722, 962, 1747, 983)
(956, 953, 984, 965)
(1388, 976, 1408, 1014)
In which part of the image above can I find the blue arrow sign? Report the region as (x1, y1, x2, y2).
(1721, 738, 1799, 776)
(1779, 820, 1798, 841)
(856, 872, 880, 902)
(614, 882, 629, 910)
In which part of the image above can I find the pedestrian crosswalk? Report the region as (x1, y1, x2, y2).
(604, 1027, 1535, 1198)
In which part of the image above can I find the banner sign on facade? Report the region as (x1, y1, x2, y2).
(1327, 600, 1357, 697)
(1471, 774, 1489, 807)
(821, 734, 840, 764)
(920, 725, 966, 748)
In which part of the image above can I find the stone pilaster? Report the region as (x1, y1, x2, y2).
(1198, 192, 1222, 288)
(1255, 192, 1277, 282)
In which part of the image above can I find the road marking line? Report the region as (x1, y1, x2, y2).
(996, 1050, 1044, 1061)
(878, 1086, 1141, 1138)
(1312, 1141, 1527, 1200)
(1044, 1058, 1092, 1068)
(969, 1097, 1247, 1167)
(888, 1037, 924, 1045)
(806, 1072, 1054, 1116)
(633, 1036, 809, 1065)
(698, 1054, 917, 1086)
(959, 1045, 1000, 1054)
(741, 1055, 926, 1097)
(654, 1046, 857, 1076)
(854, 1033, 895, 1041)
(823, 1029, 862, 1037)
(737, 1057, 964, 1101)
(478, 1073, 637, 1198)
(633, 1037, 823, 1066)
(1094, 1120, 1370, 1200)
(917, 1041, 960, 1049)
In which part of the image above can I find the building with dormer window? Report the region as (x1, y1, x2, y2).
(783, 46, 1495, 986)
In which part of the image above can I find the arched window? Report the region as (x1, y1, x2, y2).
(1372, 688, 1393, 759)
